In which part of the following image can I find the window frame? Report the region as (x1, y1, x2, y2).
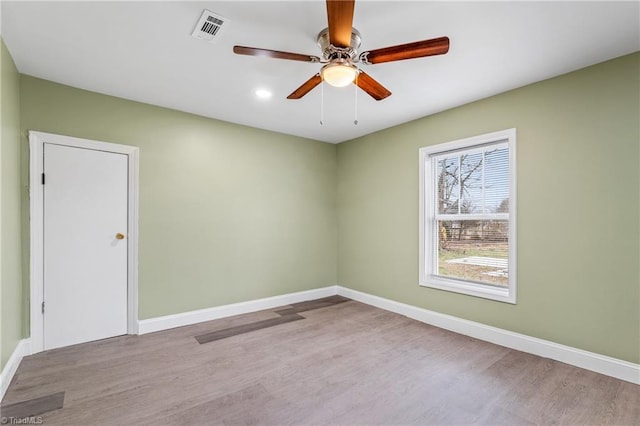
(419, 128, 517, 303)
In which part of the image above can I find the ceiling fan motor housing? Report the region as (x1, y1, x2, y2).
(317, 27, 362, 61)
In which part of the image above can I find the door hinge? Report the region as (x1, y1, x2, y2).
(41, 301, 45, 314)
(41, 173, 45, 185)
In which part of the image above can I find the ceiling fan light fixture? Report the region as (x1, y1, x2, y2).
(232, 0, 448, 101)
(321, 61, 358, 87)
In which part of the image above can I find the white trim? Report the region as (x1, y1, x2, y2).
(18, 278, 635, 385)
(418, 128, 517, 304)
(29, 131, 140, 353)
(136, 283, 639, 384)
(127, 148, 140, 335)
(336, 286, 640, 385)
(1, 339, 31, 399)
(138, 286, 338, 334)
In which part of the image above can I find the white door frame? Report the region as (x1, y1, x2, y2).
(29, 131, 139, 354)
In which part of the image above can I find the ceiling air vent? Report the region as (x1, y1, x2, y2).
(191, 10, 228, 43)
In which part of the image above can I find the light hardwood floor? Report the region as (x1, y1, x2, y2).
(2, 297, 639, 425)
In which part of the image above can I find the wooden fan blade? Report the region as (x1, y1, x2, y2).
(287, 74, 323, 99)
(361, 36, 450, 64)
(355, 71, 391, 101)
(233, 46, 320, 63)
(326, 0, 355, 48)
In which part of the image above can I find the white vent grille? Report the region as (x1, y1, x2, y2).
(191, 10, 228, 42)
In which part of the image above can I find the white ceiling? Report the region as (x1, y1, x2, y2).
(2, 1, 639, 143)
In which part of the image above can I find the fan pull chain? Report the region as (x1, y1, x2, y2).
(320, 80, 324, 126)
(354, 72, 359, 125)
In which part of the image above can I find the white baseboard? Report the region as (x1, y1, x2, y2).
(136, 283, 638, 385)
(138, 286, 338, 335)
(337, 286, 640, 385)
(1, 338, 31, 399)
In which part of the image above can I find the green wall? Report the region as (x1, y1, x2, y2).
(1, 39, 24, 370)
(20, 76, 338, 320)
(338, 52, 640, 364)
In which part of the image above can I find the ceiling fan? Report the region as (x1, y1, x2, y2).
(233, 0, 449, 101)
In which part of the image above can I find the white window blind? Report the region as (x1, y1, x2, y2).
(433, 141, 509, 219)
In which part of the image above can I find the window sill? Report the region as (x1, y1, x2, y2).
(419, 275, 516, 304)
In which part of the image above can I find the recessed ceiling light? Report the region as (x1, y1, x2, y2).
(255, 89, 272, 99)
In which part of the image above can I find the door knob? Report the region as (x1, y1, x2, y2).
(116, 233, 125, 240)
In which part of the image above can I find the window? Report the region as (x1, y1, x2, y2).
(419, 129, 516, 303)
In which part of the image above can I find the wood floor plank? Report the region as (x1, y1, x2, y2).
(140, 383, 275, 426)
(274, 295, 350, 315)
(2, 298, 639, 425)
(194, 313, 304, 344)
(608, 381, 640, 425)
(0, 391, 65, 419)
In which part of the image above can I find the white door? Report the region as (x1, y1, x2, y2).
(43, 143, 128, 350)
